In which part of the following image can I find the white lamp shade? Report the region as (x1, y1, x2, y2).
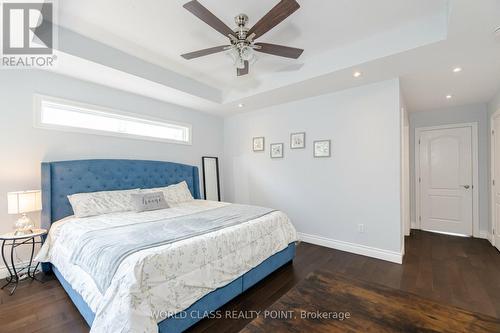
(7, 190, 42, 214)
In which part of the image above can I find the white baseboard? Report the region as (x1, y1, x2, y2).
(479, 231, 492, 243)
(298, 232, 403, 264)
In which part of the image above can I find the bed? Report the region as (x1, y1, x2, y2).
(37, 159, 297, 333)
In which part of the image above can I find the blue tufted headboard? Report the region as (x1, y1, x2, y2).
(41, 159, 200, 229)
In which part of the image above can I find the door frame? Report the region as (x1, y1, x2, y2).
(414, 123, 479, 237)
(490, 110, 500, 246)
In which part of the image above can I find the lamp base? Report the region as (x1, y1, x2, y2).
(14, 228, 34, 236)
(14, 214, 34, 236)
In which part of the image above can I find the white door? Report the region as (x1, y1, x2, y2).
(418, 127, 473, 235)
(492, 115, 500, 250)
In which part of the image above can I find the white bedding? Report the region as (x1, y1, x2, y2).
(36, 200, 297, 333)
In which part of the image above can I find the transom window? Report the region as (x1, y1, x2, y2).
(34, 95, 192, 145)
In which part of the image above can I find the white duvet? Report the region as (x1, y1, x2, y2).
(36, 200, 297, 333)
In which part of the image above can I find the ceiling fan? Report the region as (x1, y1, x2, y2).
(181, 0, 303, 76)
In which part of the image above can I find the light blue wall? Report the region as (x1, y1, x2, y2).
(224, 79, 403, 254)
(0, 70, 224, 235)
(409, 104, 489, 234)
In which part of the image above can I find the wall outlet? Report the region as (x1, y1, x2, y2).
(358, 224, 365, 233)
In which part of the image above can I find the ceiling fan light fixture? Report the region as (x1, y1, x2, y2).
(240, 45, 254, 61)
(225, 47, 239, 62)
(181, 0, 303, 76)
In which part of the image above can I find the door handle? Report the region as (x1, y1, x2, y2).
(461, 185, 470, 189)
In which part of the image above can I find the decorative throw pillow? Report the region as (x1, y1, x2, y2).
(68, 189, 140, 218)
(142, 181, 194, 205)
(130, 192, 169, 212)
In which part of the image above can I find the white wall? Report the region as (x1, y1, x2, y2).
(0, 70, 224, 273)
(224, 79, 403, 261)
(400, 99, 411, 239)
(409, 104, 489, 235)
(488, 90, 500, 242)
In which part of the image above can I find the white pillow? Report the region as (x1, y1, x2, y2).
(68, 188, 140, 218)
(130, 191, 169, 212)
(142, 181, 194, 205)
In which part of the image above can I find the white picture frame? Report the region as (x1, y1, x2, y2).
(253, 137, 265, 151)
(290, 132, 306, 149)
(270, 143, 284, 158)
(313, 140, 331, 158)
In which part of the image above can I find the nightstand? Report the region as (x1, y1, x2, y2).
(0, 228, 47, 295)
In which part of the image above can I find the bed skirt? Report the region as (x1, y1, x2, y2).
(52, 242, 296, 333)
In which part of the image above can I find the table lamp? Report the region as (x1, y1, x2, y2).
(7, 190, 42, 235)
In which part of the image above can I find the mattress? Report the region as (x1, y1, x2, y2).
(36, 200, 297, 333)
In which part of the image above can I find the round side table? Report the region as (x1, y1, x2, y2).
(0, 228, 47, 295)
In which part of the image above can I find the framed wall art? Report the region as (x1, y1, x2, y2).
(313, 140, 331, 158)
(253, 137, 265, 152)
(290, 132, 305, 149)
(270, 143, 284, 158)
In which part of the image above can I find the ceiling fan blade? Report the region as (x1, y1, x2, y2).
(181, 45, 228, 60)
(183, 0, 235, 39)
(254, 43, 303, 59)
(248, 0, 300, 39)
(237, 61, 249, 76)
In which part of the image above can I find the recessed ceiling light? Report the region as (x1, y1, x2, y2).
(446, 95, 453, 100)
(453, 67, 462, 73)
(353, 71, 362, 78)
(237, 103, 244, 108)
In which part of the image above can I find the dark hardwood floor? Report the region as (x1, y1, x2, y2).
(1, 230, 499, 333)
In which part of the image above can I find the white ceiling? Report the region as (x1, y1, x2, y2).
(53, 0, 500, 115)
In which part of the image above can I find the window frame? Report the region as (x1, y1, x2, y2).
(33, 94, 192, 145)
